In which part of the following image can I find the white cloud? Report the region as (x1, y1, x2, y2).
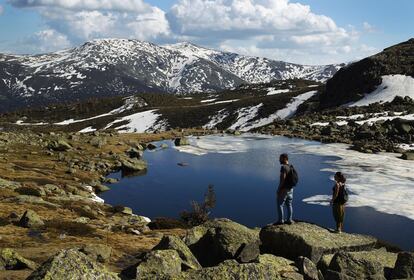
(166, 0, 370, 63)
(126, 7, 170, 40)
(32, 29, 72, 52)
(8, 0, 152, 13)
(7, 0, 171, 50)
(363, 22, 376, 33)
(0, 5, 4, 15)
(169, 0, 349, 44)
(6, 0, 377, 64)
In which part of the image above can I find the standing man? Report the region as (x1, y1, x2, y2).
(276, 153, 297, 225)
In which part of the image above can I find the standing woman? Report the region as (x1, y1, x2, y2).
(331, 172, 347, 233)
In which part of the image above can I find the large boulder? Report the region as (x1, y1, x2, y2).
(171, 255, 303, 280)
(18, 209, 45, 228)
(324, 251, 386, 280)
(174, 137, 190, 146)
(126, 148, 143, 159)
(153, 235, 202, 270)
(0, 248, 38, 270)
(47, 140, 72, 151)
(260, 222, 377, 263)
(120, 158, 148, 172)
(402, 152, 414, 160)
(79, 244, 112, 263)
(184, 219, 260, 266)
(390, 252, 414, 279)
(27, 248, 119, 280)
(123, 250, 182, 280)
(296, 256, 319, 280)
(318, 248, 397, 276)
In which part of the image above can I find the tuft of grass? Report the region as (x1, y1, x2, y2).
(148, 217, 190, 230)
(15, 186, 42, 197)
(44, 219, 98, 237)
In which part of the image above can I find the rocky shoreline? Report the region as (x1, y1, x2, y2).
(0, 129, 207, 279)
(256, 97, 414, 160)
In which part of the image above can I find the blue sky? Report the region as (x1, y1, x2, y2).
(0, 0, 412, 64)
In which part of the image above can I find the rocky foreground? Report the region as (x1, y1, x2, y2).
(2, 219, 413, 280)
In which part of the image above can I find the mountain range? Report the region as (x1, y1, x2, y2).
(0, 39, 343, 112)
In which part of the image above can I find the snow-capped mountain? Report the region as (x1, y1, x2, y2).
(0, 39, 342, 112)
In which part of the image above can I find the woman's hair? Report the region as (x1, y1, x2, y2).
(335, 172, 346, 183)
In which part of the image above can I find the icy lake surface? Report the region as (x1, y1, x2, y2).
(102, 135, 414, 250)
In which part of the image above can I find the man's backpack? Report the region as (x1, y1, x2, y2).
(338, 185, 349, 204)
(286, 165, 299, 188)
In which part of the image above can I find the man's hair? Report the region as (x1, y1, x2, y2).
(280, 153, 289, 161)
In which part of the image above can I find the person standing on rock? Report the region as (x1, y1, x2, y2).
(276, 153, 298, 225)
(331, 172, 348, 233)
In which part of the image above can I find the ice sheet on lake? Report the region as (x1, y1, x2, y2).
(175, 134, 266, 155)
(298, 143, 414, 220)
(177, 134, 414, 220)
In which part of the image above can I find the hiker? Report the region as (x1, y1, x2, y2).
(276, 153, 298, 225)
(331, 172, 348, 233)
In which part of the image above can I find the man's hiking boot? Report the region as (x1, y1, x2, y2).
(285, 220, 294, 225)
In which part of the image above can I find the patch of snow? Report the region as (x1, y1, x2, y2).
(300, 143, 414, 220)
(241, 91, 317, 131)
(200, 98, 217, 103)
(336, 114, 365, 120)
(350, 75, 414, 107)
(276, 90, 317, 119)
(266, 88, 290, 96)
(106, 109, 163, 133)
(15, 120, 47, 126)
(84, 185, 105, 203)
(212, 99, 239, 105)
(54, 96, 145, 125)
(175, 135, 255, 155)
(79, 126, 96, 133)
(311, 112, 414, 127)
(203, 109, 228, 129)
(399, 144, 414, 151)
(229, 104, 263, 131)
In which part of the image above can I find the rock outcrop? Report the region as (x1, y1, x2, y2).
(390, 252, 414, 279)
(325, 251, 386, 280)
(0, 248, 38, 271)
(174, 137, 190, 146)
(27, 248, 120, 280)
(153, 235, 202, 270)
(260, 222, 377, 263)
(172, 255, 303, 280)
(321, 38, 414, 108)
(184, 218, 260, 266)
(18, 209, 45, 228)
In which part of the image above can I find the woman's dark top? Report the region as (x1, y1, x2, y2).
(332, 183, 345, 204)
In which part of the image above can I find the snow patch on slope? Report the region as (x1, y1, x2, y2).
(267, 88, 290, 96)
(229, 104, 263, 131)
(106, 109, 165, 133)
(350, 75, 414, 107)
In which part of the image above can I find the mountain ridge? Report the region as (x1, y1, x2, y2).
(0, 38, 343, 112)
